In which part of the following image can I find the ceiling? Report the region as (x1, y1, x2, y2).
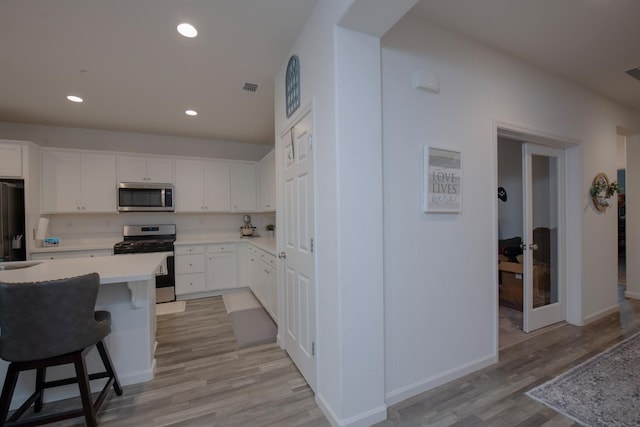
(410, 0, 640, 113)
(1, 1, 639, 148)
(0, 0, 317, 145)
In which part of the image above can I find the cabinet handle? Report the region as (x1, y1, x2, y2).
(77, 206, 81, 210)
(189, 263, 192, 267)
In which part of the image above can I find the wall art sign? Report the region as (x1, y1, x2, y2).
(424, 146, 462, 213)
(285, 55, 300, 118)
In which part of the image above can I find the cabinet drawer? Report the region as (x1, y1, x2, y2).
(265, 254, 277, 269)
(175, 245, 205, 255)
(175, 273, 206, 294)
(249, 246, 260, 257)
(175, 254, 205, 273)
(206, 243, 236, 254)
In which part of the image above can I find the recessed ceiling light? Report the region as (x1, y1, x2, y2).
(177, 23, 197, 38)
(66, 95, 83, 103)
(185, 109, 198, 116)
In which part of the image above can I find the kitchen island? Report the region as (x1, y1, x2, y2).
(0, 252, 168, 410)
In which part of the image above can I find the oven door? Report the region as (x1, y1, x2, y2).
(156, 255, 175, 303)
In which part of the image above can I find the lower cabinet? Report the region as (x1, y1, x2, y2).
(31, 249, 112, 260)
(175, 245, 206, 295)
(249, 246, 278, 323)
(175, 243, 240, 296)
(206, 244, 237, 291)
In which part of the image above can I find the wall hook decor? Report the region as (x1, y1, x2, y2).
(590, 172, 620, 211)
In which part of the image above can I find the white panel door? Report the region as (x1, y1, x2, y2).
(175, 159, 205, 212)
(522, 143, 565, 332)
(204, 160, 231, 211)
(281, 110, 316, 391)
(41, 150, 82, 213)
(81, 153, 116, 212)
(146, 157, 174, 183)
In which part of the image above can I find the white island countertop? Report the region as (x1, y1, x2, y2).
(0, 252, 168, 284)
(0, 252, 167, 410)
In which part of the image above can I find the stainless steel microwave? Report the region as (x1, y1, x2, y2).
(118, 183, 174, 212)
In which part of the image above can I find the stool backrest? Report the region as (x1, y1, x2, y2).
(0, 273, 105, 362)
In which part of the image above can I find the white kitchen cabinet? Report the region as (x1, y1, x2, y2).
(42, 150, 117, 213)
(206, 244, 238, 290)
(230, 162, 257, 212)
(248, 245, 278, 323)
(176, 272, 206, 294)
(258, 149, 275, 211)
(30, 249, 112, 260)
(117, 155, 174, 183)
(175, 244, 206, 295)
(0, 143, 22, 177)
(175, 159, 230, 212)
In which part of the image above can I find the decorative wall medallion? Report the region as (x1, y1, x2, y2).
(285, 55, 300, 118)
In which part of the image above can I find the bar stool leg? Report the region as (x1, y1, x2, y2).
(74, 352, 98, 427)
(0, 363, 19, 425)
(34, 367, 46, 413)
(96, 341, 123, 396)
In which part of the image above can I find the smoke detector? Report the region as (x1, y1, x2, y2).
(242, 82, 259, 92)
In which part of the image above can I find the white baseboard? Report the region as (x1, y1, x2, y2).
(625, 290, 640, 300)
(316, 393, 387, 427)
(384, 353, 497, 406)
(583, 304, 619, 325)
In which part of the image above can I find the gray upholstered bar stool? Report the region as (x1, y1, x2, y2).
(0, 273, 122, 427)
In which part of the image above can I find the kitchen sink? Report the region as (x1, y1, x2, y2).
(0, 262, 43, 271)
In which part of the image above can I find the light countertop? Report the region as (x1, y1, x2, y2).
(0, 252, 169, 284)
(27, 234, 277, 256)
(175, 235, 277, 254)
(29, 239, 119, 254)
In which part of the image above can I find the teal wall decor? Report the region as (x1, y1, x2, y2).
(286, 55, 300, 118)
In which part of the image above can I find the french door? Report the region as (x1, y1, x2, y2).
(522, 143, 565, 332)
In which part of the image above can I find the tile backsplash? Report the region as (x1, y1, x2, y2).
(45, 212, 276, 241)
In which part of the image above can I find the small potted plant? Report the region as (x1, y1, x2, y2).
(265, 224, 275, 237)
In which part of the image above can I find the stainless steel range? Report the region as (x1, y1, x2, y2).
(114, 224, 176, 303)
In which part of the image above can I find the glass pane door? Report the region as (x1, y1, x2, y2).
(523, 144, 564, 332)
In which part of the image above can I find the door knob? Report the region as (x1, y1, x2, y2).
(278, 251, 287, 259)
(529, 243, 539, 250)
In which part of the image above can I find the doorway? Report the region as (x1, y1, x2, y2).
(497, 132, 567, 347)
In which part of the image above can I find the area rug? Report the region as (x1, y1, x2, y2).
(222, 291, 276, 348)
(526, 331, 640, 426)
(156, 300, 186, 315)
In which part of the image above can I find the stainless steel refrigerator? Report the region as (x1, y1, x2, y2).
(0, 181, 26, 262)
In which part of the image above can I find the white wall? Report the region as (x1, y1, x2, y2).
(0, 121, 271, 161)
(381, 13, 640, 402)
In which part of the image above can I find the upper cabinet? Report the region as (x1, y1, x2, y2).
(42, 150, 117, 213)
(230, 162, 257, 212)
(258, 149, 275, 212)
(175, 159, 230, 212)
(0, 142, 22, 177)
(117, 154, 174, 183)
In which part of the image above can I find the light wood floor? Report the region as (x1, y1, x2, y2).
(12, 284, 640, 427)
(28, 297, 329, 427)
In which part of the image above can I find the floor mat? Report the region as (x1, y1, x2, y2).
(223, 291, 276, 347)
(156, 300, 186, 315)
